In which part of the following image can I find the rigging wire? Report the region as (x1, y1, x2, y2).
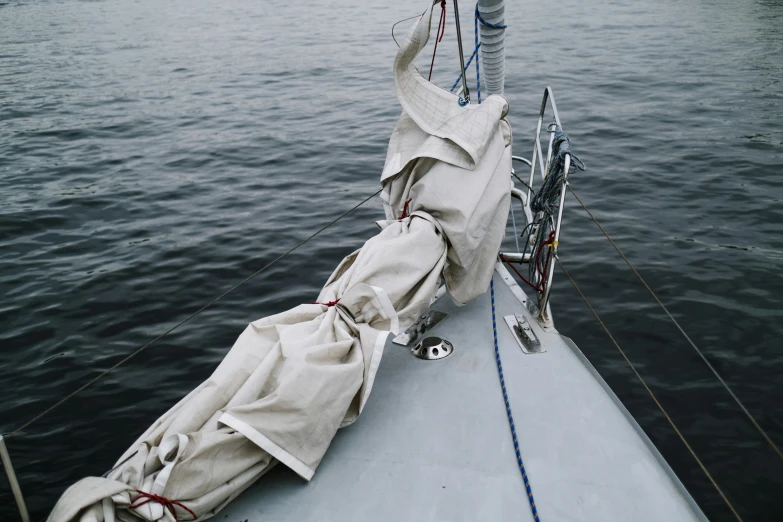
(566, 185, 783, 462)
(449, 46, 479, 95)
(512, 171, 534, 192)
(555, 258, 744, 522)
(392, 11, 426, 47)
(7, 189, 383, 438)
(509, 204, 520, 253)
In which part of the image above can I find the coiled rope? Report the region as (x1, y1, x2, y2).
(506, 129, 780, 519)
(530, 131, 585, 215)
(490, 278, 540, 521)
(6, 189, 382, 438)
(510, 128, 585, 295)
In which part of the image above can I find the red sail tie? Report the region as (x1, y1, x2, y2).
(130, 490, 197, 521)
(399, 198, 413, 220)
(312, 299, 341, 307)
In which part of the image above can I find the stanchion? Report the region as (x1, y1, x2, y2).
(0, 435, 30, 522)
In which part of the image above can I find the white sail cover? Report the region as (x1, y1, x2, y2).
(382, 0, 511, 304)
(49, 2, 511, 520)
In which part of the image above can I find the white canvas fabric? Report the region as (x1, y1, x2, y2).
(48, 217, 446, 522)
(48, 2, 511, 520)
(382, 0, 512, 304)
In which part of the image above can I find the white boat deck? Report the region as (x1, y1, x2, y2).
(221, 263, 708, 521)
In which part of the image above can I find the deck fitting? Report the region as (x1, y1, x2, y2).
(504, 314, 545, 354)
(411, 337, 453, 360)
(393, 310, 448, 346)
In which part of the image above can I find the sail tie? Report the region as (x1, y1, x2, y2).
(130, 490, 197, 521)
(312, 299, 341, 307)
(398, 198, 413, 220)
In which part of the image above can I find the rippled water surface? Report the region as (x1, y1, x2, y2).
(2, 0, 782, 520)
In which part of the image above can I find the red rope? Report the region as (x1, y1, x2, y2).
(130, 490, 197, 521)
(499, 253, 543, 293)
(398, 198, 413, 220)
(501, 230, 558, 295)
(535, 231, 556, 279)
(428, 0, 447, 81)
(312, 299, 340, 307)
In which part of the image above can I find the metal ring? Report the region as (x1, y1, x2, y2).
(458, 96, 469, 107)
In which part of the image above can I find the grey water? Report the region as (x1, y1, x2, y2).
(1, 0, 781, 519)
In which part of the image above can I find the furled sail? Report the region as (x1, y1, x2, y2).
(477, 0, 506, 95)
(48, 2, 511, 520)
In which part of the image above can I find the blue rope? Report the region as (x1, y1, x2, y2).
(475, 5, 508, 29)
(449, 45, 480, 94)
(490, 278, 541, 522)
(449, 4, 507, 105)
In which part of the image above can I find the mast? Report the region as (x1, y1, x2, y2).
(476, 0, 505, 95)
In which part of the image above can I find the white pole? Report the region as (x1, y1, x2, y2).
(477, 0, 506, 95)
(0, 435, 31, 522)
